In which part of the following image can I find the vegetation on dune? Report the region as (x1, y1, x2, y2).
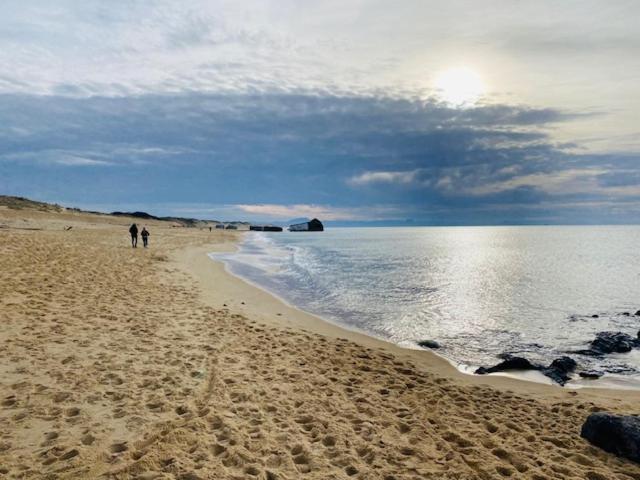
(0, 195, 63, 212)
(0, 194, 249, 228)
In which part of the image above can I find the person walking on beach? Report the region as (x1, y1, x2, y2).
(129, 223, 138, 248)
(141, 226, 150, 248)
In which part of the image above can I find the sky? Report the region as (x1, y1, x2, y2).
(1, 0, 639, 224)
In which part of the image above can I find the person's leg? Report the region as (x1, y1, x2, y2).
(131, 234, 135, 247)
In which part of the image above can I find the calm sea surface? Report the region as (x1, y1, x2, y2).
(211, 226, 640, 388)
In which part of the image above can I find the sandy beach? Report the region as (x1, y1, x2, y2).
(1, 205, 640, 480)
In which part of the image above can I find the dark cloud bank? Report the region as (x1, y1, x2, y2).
(0, 92, 638, 224)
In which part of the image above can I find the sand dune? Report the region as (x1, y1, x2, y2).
(1, 208, 639, 479)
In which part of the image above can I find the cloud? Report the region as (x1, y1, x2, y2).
(231, 203, 408, 222)
(1, 91, 639, 224)
(0, 150, 114, 167)
(1, 0, 638, 158)
(497, 29, 640, 57)
(52, 155, 113, 166)
(348, 169, 426, 186)
(235, 204, 359, 221)
(463, 168, 607, 196)
(0, 1, 394, 98)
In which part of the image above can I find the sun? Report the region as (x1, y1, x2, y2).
(434, 67, 485, 106)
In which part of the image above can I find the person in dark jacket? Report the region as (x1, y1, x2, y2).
(141, 227, 150, 248)
(129, 223, 138, 248)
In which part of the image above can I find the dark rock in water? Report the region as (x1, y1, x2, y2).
(607, 366, 636, 374)
(591, 332, 638, 355)
(542, 370, 569, 385)
(476, 355, 579, 386)
(570, 349, 600, 357)
(475, 356, 539, 375)
(417, 340, 440, 349)
(572, 331, 640, 356)
(307, 218, 324, 231)
(579, 370, 604, 379)
(542, 356, 577, 386)
(550, 356, 577, 372)
(581, 413, 640, 464)
(591, 314, 599, 318)
(622, 312, 631, 316)
(635, 310, 640, 316)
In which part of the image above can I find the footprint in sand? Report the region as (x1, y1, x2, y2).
(322, 435, 336, 447)
(175, 405, 189, 416)
(52, 391, 71, 403)
(65, 407, 80, 417)
(59, 449, 79, 461)
(345, 465, 359, 476)
(146, 400, 164, 411)
(12, 411, 28, 421)
(108, 442, 128, 454)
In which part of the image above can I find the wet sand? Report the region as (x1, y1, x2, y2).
(1, 206, 639, 479)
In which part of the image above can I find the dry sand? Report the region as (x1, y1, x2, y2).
(1, 206, 639, 480)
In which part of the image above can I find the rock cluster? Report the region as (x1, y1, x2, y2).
(475, 355, 577, 386)
(572, 331, 640, 356)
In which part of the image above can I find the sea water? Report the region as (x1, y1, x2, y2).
(211, 226, 640, 388)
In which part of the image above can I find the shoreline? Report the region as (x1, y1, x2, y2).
(202, 233, 640, 393)
(176, 236, 640, 402)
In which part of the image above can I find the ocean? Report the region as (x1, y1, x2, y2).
(211, 226, 640, 388)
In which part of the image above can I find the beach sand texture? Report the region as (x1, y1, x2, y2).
(1, 207, 640, 479)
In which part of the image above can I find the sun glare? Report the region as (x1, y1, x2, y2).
(434, 67, 485, 106)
